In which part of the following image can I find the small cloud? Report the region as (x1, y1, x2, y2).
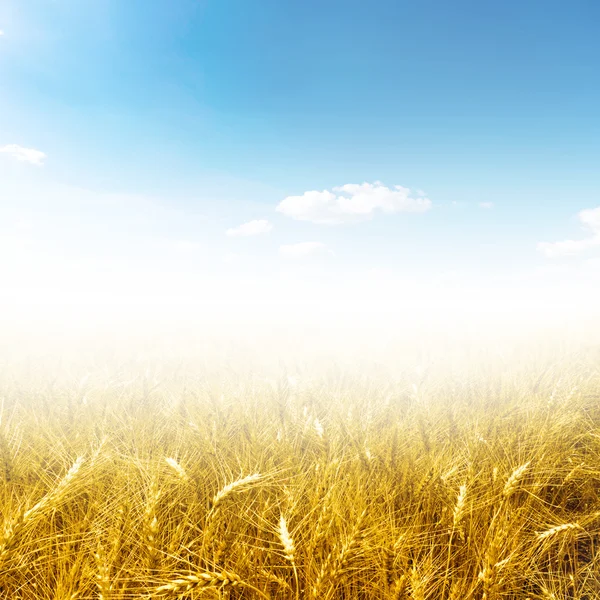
(0, 144, 47, 166)
(0, 30, 4, 36)
(276, 182, 431, 225)
(538, 206, 600, 258)
(226, 219, 273, 237)
(580, 206, 600, 232)
(479, 202, 494, 209)
(537, 237, 600, 258)
(279, 241, 329, 259)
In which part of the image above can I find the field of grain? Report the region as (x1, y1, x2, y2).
(0, 350, 599, 599)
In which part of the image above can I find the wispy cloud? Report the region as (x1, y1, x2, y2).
(226, 219, 273, 237)
(538, 206, 600, 258)
(579, 206, 600, 232)
(0, 30, 4, 36)
(537, 236, 600, 258)
(479, 202, 494, 209)
(279, 242, 329, 259)
(0, 144, 47, 166)
(276, 182, 431, 224)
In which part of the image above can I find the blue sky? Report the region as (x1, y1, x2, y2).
(1, 0, 600, 326)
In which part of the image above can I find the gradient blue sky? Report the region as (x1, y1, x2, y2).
(1, 0, 600, 324)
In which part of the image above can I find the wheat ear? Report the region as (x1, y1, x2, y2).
(154, 571, 269, 599)
(278, 514, 299, 600)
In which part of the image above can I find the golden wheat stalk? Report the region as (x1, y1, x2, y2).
(479, 522, 506, 600)
(278, 514, 295, 562)
(503, 461, 530, 499)
(201, 472, 263, 562)
(0, 456, 85, 569)
(144, 481, 161, 572)
(537, 522, 582, 541)
(94, 544, 112, 600)
(313, 509, 367, 600)
(154, 571, 269, 599)
(410, 566, 425, 600)
(210, 473, 262, 512)
(278, 514, 299, 600)
(24, 456, 85, 520)
(453, 483, 467, 538)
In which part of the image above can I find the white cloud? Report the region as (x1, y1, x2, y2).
(279, 242, 328, 259)
(479, 202, 494, 209)
(579, 206, 600, 232)
(276, 182, 431, 224)
(537, 236, 600, 258)
(538, 206, 600, 258)
(0, 30, 4, 36)
(0, 144, 47, 166)
(226, 219, 273, 237)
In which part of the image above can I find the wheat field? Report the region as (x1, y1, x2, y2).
(0, 349, 599, 600)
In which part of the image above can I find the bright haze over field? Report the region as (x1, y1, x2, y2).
(1, 1, 600, 351)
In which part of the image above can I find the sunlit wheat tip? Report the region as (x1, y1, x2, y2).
(537, 523, 582, 540)
(24, 456, 85, 520)
(278, 514, 295, 562)
(165, 457, 189, 482)
(211, 473, 262, 510)
(313, 418, 324, 438)
(452, 483, 467, 542)
(503, 461, 530, 498)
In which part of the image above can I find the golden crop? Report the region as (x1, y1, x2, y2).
(0, 351, 598, 599)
